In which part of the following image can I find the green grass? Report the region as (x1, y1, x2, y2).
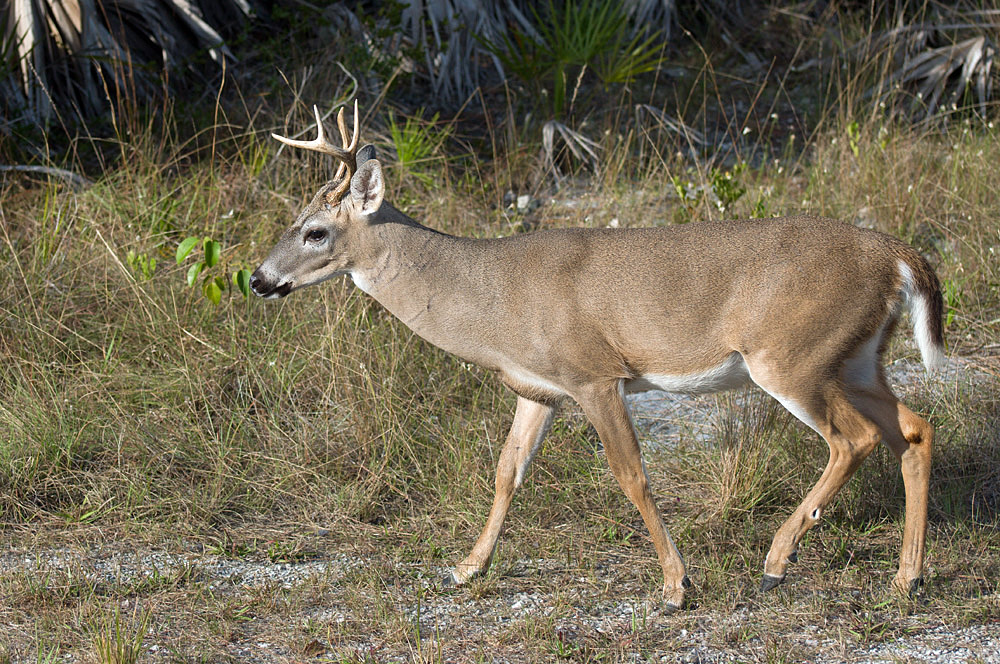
(1, 18, 999, 662)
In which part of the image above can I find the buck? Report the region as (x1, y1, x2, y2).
(251, 101, 944, 612)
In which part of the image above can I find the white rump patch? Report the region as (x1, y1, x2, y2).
(625, 352, 750, 395)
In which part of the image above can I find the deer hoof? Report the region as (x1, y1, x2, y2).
(908, 577, 924, 596)
(892, 573, 924, 598)
(662, 601, 683, 616)
(443, 566, 481, 588)
(760, 573, 785, 593)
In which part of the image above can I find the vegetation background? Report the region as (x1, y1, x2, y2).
(1, 0, 998, 661)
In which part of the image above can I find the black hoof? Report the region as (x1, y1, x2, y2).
(787, 550, 798, 564)
(908, 577, 924, 597)
(441, 572, 458, 588)
(682, 575, 692, 590)
(663, 602, 682, 616)
(760, 573, 785, 593)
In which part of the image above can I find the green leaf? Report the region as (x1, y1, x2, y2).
(204, 279, 222, 305)
(176, 236, 199, 264)
(233, 268, 252, 298)
(204, 239, 221, 267)
(186, 261, 205, 287)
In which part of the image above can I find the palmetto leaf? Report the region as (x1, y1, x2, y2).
(592, 27, 667, 85)
(623, 0, 673, 41)
(542, 119, 601, 177)
(902, 37, 992, 115)
(1, 0, 250, 127)
(400, 0, 513, 103)
(399, 0, 674, 106)
(861, 7, 999, 122)
(477, 0, 669, 118)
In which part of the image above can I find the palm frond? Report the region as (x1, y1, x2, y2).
(623, 0, 674, 41)
(398, 0, 675, 106)
(542, 119, 601, 178)
(399, 0, 511, 103)
(862, 8, 1000, 122)
(635, 103, 705, 162)
(0, 0, 251, 128)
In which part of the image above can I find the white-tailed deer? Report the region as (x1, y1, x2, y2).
(252, 102, 944, 612)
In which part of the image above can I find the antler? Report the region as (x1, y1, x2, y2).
(272, 100, 360, 200)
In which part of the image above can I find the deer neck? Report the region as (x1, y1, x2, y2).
(349, 205, 473, 343)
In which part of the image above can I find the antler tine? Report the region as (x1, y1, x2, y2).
(332, 100, 360, 182)
(328, 100, 360, 200)
(271, 102, 358, 165)
(333, 107, 348, 181)
(272, 100, 361, 202)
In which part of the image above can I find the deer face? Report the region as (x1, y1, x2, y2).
(250, 156, 384, 299)
(250, 101, 383, 299)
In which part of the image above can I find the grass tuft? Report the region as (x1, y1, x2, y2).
(89, 604, 151, 664)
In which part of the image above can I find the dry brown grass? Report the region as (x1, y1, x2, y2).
(2, 7, 999, 660)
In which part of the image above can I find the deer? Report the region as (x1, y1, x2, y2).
(250, 101, 944, 613)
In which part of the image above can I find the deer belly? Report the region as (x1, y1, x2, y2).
(625, 352, 750, 395)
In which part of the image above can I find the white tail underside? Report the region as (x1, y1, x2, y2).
(898, 260, 946, 371)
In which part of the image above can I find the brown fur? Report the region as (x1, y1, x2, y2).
(252, 149, 944, 610)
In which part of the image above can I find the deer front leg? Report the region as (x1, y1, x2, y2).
(445, 396, 555, 586)
(577, 381, 690, 613)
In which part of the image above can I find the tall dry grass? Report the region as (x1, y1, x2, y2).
(1, 6, 999, 658)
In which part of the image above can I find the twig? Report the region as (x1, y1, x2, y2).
(0, 164, 92, 189)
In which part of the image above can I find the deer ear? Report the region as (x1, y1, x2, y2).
(357, 144, 377, 166)
(351, 159, 384, 216)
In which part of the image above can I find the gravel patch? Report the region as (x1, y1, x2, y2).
(0, 545, 360, 592)
(834, 622, 1000, 664)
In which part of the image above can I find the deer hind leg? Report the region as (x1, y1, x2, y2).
(576, 380, 690, 612)
(446, 396, 555, 586)
(751, 374, 883, 591)
(848, 380, 933, 596)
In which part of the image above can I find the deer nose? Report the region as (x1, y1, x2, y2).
(249, 270, 265, 295)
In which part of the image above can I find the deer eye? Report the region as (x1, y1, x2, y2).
(305, 228, 327, 243)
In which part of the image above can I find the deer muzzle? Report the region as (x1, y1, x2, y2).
(249, 267, 292, 299)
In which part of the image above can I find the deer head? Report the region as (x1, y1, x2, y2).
(250, 101, 384, 298)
